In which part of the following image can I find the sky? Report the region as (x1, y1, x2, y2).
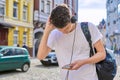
(78, 0, 107, 25)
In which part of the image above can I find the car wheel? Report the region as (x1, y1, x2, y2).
(40, 60, 51, 66)
(21, 63, 29, 72)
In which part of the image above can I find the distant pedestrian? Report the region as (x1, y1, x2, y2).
(17, 44, 20, 47)
(118, 48, 120, 55)
(22, 43, 28, 50)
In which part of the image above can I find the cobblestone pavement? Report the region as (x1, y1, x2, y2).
(0, 58, 120, 80)
(114, 54, 120, 80)
(0, 58, 61, 80)
(114, 66, 120, 80)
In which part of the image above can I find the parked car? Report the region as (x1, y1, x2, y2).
(40, 50, 58, 66)
(0, 46, 30, 72)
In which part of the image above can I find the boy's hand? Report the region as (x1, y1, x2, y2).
(44, 17, 55, 33)
(69, 59, 86, 70)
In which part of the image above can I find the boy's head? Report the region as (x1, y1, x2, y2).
(50, 4, 71, 28)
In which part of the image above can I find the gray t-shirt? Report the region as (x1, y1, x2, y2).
(47, 22, 102, 80)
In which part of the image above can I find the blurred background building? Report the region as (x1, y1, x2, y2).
(0, 0, 78, 57)
(106, 0, 120, 51)
(0, 0, 34, 56)
(98, 19, 106, 45)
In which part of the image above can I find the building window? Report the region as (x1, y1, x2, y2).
(111, 0, 113, 3)
(46, 1, 50, 14)
(113, 20, 116, 24)
(13, 31, 18, 46)
(23, 32, 27, 45)
(107, 0, 110, 4)
(13, 2, 18, 18)
(23, 5, 27, 21)
(118, 4, 120, 16)
(0, 4, 5, 16)
(41, 0, 44, 12)
(108, 22, 110, 26)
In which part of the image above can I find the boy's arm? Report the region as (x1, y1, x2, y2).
(37, 18, 55, 60)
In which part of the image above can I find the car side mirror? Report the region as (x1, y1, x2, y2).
(0, 53, 3, 57)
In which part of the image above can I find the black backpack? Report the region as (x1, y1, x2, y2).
(80, 22, 117, 80)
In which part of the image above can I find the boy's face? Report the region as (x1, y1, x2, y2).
(57, 23, 71, 34)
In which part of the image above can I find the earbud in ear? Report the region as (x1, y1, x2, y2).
(71, 16, 77, 23)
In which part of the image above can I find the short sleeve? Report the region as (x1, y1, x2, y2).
(47, 30, 56, 49)
(88, 22, 103, 44)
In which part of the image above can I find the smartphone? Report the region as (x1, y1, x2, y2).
(62, 64, 72, 69)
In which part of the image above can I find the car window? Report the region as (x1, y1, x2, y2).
(14, 49, 25, 55)
(0, 47, 3, 50)
(1, 49, 13, 56)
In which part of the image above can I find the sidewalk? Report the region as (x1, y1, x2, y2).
(114, 54, 120, 80)
(114, 66, 120, 80)
(31, 58, 120, 80)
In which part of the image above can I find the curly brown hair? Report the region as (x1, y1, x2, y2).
(50, 4, 71, 28)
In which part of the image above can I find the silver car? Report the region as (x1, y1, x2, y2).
(40, 50, 58, 66)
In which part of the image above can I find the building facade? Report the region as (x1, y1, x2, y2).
(0, 0, 34, 56)
(0, 0, 9, 45)
(106, 0, 120, 51)
(98, 19, 106, 44)
(64, 0, 78, 20)
(33, 0, 78, 57)
(33, 0, 53, 57)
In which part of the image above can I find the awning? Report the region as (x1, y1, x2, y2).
(0, 22, 14, 28)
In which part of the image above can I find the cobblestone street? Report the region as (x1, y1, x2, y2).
(0, 58, 60, 80)
(114, 54, 120, 80)
(0, 58, 120, 80)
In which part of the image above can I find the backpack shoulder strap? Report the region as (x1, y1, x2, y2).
(80, 22, 94, 56)
(81, 22, 92, 43)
